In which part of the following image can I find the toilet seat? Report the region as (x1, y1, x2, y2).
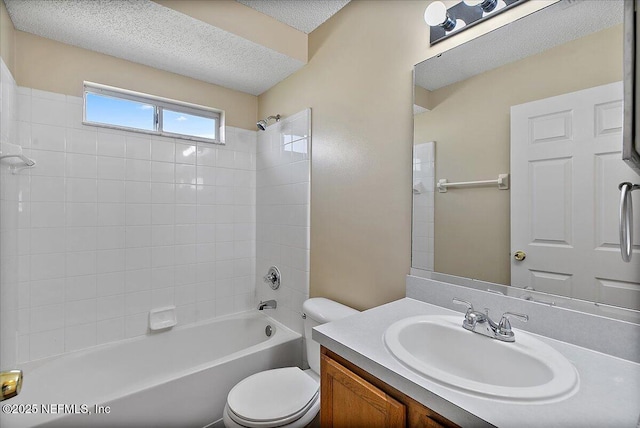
(226, 367, 319, 428)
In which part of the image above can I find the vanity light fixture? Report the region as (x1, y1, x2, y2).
(425, 0, 525, 46)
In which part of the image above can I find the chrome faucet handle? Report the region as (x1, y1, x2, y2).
(263, 272, 275, 283)
(496, 312, 529, 341)
(452, 298, 473, 314)
(453, 298, 480, 329)
(262, 266, 281, 290)
(501, 311, 529, 324)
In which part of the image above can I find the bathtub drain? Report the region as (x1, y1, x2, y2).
(265, 325, 273, 337)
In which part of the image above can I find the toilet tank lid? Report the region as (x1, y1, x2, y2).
(302, 298, 359, 323)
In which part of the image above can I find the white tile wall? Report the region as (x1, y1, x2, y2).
(0, 58, 20, 370)
(3, 87, 311, 363)
(12, 87, 257, 362)
(255, 109, 311, 334)
(412, 142, 435, 271)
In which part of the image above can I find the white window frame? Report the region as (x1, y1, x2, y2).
(83, 81, 225, 145)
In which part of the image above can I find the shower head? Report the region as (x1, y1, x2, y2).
(257, 114, 281, 131)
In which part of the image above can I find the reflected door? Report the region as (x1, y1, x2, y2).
(511, 81, 640, 310)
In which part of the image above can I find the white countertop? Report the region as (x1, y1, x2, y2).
(313, 298, 640, 428)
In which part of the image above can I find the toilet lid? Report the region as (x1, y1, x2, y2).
(227, 367, 319, 426)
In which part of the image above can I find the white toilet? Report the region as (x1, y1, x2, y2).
(223, 298, 358, 428)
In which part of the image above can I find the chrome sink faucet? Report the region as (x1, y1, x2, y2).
(452, 298, 528, 342)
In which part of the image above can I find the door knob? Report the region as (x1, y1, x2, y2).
(514, 251, 526, 261)
(1, 370, 23, 401)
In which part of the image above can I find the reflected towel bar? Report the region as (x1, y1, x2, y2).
(437, 173, 509, 193)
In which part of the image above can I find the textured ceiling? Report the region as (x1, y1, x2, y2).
(237, 0, 350, 34)
(416, 0, 624, 91)
(5, 0, 322, 96)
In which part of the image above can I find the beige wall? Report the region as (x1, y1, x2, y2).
(257, 0, 560, 311)
(15, 31, 257, 130)
(414, 25, 622, 285)
(0, 0, 575, 310)
(0, 0, 15, 74)
(258, 1, 424, 310)
(414, 85, 434, 111)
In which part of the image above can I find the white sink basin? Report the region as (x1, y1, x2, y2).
(384, 315, 579, 403)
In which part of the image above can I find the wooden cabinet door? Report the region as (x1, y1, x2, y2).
(409, 403, 455, 428)
(321, 353, 406, 428)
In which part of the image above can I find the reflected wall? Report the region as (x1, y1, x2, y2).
(413, 25, 623, 285)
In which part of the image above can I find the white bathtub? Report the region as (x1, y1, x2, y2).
(1, 311, 302, 428)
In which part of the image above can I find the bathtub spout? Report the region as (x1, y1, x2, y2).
(258, 300, 277, 310)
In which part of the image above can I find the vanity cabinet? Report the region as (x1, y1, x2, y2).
(320, 347, 458, 428)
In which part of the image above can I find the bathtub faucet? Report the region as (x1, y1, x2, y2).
(258, 300, 277, 310)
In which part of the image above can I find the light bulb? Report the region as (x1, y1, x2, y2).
(424, 1, 456, 31)
(463, 0, 499, 13)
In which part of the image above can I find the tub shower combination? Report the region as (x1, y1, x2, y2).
(1, 312, 301, 428)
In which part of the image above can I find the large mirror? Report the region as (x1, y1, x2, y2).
(412, 0, 640, 321)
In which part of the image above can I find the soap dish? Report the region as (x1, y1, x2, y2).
(149, 306, 177, 331)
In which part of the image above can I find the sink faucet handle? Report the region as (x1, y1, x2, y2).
(453, 298, 478, 329)
(452, 298, 474, 314)
(501, 312, 529, 323)
(496, 312, 529, 341)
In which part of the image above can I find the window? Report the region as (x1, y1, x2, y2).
(162, 109, 217, 140)
(85, 93, 155, 131)
(83, 82, 224, 144)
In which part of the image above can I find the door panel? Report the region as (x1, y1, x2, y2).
(511, 81, 640, 310)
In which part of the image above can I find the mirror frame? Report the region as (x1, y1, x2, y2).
(623, 0, 640, 176)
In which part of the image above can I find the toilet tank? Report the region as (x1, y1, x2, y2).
(302, 298, 358, 374)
